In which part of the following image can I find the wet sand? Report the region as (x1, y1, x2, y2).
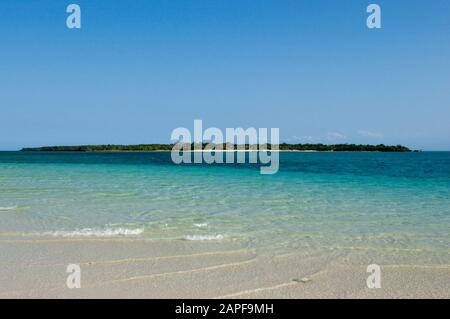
(0, 236, 448, 299)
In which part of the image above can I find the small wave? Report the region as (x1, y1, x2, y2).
(0, 206, 18, 211)
(185, 234, 224, 241)
(193, 223, 208, 228)
(47, 227, 144, 238)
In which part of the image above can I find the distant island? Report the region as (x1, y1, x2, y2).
(21, 143, 411, 152)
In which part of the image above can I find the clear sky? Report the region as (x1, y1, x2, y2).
(0, 0, 449, 150)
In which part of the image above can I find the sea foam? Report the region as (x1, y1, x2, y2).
(0, 206, 18, 211)
(193, 223, 208, 228)
(185, 234, 224, 241)
(48, 227, 144, 237)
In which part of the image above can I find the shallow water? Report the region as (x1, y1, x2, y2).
(0, 151, 449, 262)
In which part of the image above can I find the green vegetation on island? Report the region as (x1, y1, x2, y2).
(21, 143, 411, 152)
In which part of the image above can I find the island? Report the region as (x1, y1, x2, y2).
(21, 143, 411, 152)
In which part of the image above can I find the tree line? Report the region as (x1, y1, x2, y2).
(22, 143, 411, 152)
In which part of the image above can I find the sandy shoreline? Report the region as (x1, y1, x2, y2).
(1, 236, 448, 299)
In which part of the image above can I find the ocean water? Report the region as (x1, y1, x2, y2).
(0, 151, 449, 262)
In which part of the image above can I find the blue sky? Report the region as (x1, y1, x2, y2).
(0, 0, 449, 150)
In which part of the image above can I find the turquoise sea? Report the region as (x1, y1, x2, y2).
(0, 151, 449, 262)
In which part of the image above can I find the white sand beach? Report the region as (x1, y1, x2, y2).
(1, 235, 448, 299)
